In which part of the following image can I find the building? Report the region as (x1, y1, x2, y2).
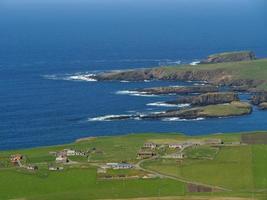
(49, 166, 64, 171)
(143, 143, 157, 149)
(27, 165, 38, 171)
(64, 149, 76, 156)
(163, 153, 185, 159)
(137, 151, 156, 159)
(168, 143, 183, 149)
(10, 154, 23, 164)
(56, 155, 69, 163)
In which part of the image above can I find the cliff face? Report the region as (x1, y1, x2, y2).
(96, 68, 231, 84)
(167, 92, 239, 106)
(200, 51, 256, 64)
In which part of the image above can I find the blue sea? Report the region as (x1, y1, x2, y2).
(1, 0, 267, 150)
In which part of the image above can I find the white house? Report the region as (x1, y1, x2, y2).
(168, 143, 183, 149)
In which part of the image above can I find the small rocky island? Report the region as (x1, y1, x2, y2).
(91, 51, 267, 121)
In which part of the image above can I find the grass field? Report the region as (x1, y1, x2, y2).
(0, 167, 185, 200)
(1, 132, 267, 199)
(142, 145, 267, 193)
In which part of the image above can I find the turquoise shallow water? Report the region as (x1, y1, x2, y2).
(0, 0, 267, 150)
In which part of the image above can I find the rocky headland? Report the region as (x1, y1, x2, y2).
(90, 51, 267, 121)
(200, 51, 256, 64)
(167, 92, 239, 106)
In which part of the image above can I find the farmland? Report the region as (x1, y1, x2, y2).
(1, 132, 267, 199)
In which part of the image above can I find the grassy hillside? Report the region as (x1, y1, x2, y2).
(1, 132, 267, 200)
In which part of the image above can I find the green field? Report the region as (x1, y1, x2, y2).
(1, 132, 267, 200)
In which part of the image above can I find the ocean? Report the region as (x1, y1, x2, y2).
(1, 0, 267, 150)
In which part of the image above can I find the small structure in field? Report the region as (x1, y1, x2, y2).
(137, 151, 156, 159)
(10, 154, 23, 165)
(162, 152, 185, 159)
(143, 142, 157, 149)
(49, 166, 64, 171)
(27, 165, 38, 171)
(56, 155, 69, 163)
(106, 163, 134, 170)
(64, 149, 76, 156)
(168, 143, 183, 149)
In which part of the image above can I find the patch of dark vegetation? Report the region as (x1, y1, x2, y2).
(241, 133, 267, 144)
(187, 183, 215, 193)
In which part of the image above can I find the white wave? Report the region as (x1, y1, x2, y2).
(43, 73, 97, 82)
(190, 61, 200, 66)
(120, 80, 130, 83)
(162, 117, 205, 122)
(147, 102, 179, 108)
(193, 83, 206, 86)
(177, 103, 191, 108)
(88, 114, 130, 121)
(144, 80, 151, 82)
(116, 90, 159, 97)
(66, 74, 97, 82)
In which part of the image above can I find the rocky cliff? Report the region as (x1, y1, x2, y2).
(167, 92, 239, 106)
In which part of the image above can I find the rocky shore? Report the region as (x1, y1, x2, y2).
(136, 85, 218, 95)
(167, 92, 239, 106)
(97, 101, 252, 121)
(90, 51, 267, 121)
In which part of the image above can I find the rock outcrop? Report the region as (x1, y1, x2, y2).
(136, 85, 218, 95)
(259, 102, 267, 110)
(142, 101, 252, 120)
(200, 51, 256, 64)
(251, 92, 267, 105)
(100, 102, 252, 121)
(167, 92, 239, 106)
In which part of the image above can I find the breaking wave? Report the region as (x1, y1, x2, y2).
(116, 90, 159, 97)
(88, 114, 130, 121)
(162, 117, 205, 121)
(190, 61, 200, 66)
(42, 73, 97, 82)
(147, 102, 190, 108)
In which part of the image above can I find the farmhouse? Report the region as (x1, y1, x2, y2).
(137, 151, 156, 159)
(10, 154, 23, 165)
(64, 149, 76, 156)
(168, 143, 183, 149)
(143, 142, 157, 149)
(163, 153, 185, 159)
(56, 155, 69, 163)
(27, 165, 38, 171)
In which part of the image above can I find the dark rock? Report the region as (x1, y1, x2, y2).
(251, 92, 267, 105)
(200, 51, 256, 64)
(137, 85, 218, 95)
(259, 102, 267, 110)
(167, 92, 239, 106)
